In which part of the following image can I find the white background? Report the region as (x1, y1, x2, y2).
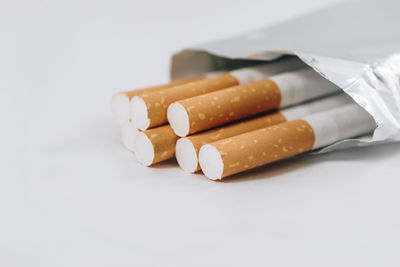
(2, 0, 400, 266)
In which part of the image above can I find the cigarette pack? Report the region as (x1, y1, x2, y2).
(170, 0, 400, 152)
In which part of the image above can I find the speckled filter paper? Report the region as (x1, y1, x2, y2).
(170, 0, 400, 152)
(137, 74, 239, 129)
(120, 75, 205, 101)
(177, 79, 282, 135)
(140, 125, 179, 165)
(212, 120, 316, 178)
(184, 112, 287, 171)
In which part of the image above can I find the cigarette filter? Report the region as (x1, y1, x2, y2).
(199, 103, 376, 180)
(176, 93, 353, 173)
(130, 57, 307, 131)
(111, 75, 207, 126)
(134, 125, 179, 166)
(120, 120, 139, 152)
(168, 68, 342, 137)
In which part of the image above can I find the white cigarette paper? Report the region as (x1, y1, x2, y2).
(303, 104, 376, 149)
(199, 103, 376, 180)
(228, 57, 307, 84)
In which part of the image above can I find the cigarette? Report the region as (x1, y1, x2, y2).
(134, 125, 179, 166)
(111, 75, 208, 126)
(198, 103, 376, 180)
(168, 69, 342, 137)
(120, 120, 139, 152)
(130, 57, 306, 130)
(175, 93, 353, 173)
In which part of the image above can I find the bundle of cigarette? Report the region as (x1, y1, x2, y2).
(167, 68, 341, 136)
(199, 103, 376, 180)
(111, 57, 376, 180)
(175, 93, 353, 173)
(112, 75, 207, 126)
(112, 71, 222, 151)
(130, 57, 306, 130)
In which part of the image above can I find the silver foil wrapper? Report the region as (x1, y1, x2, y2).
(170, 0, 400, 152)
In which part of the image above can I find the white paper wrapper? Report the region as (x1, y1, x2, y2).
(170, 0, 400, 152)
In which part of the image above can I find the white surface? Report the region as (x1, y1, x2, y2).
(111, 93, 131, 126)
(2, 0, 400, 266)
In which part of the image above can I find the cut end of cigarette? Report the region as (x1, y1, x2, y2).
(167, 102, 190, 137)
(134, 132, 154, 166)
(199, 144, 224, 180)
(121, 121, 139, 152)
(130, 96, 150, 131)
(175, 138, 198, 173)
(111, 93, 130, 126)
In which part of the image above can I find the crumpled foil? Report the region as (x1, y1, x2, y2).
(170, 0, 400, 151)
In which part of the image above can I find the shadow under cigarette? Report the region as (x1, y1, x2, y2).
(149, 158, 179, 169)
(217, 142, 400, 183)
